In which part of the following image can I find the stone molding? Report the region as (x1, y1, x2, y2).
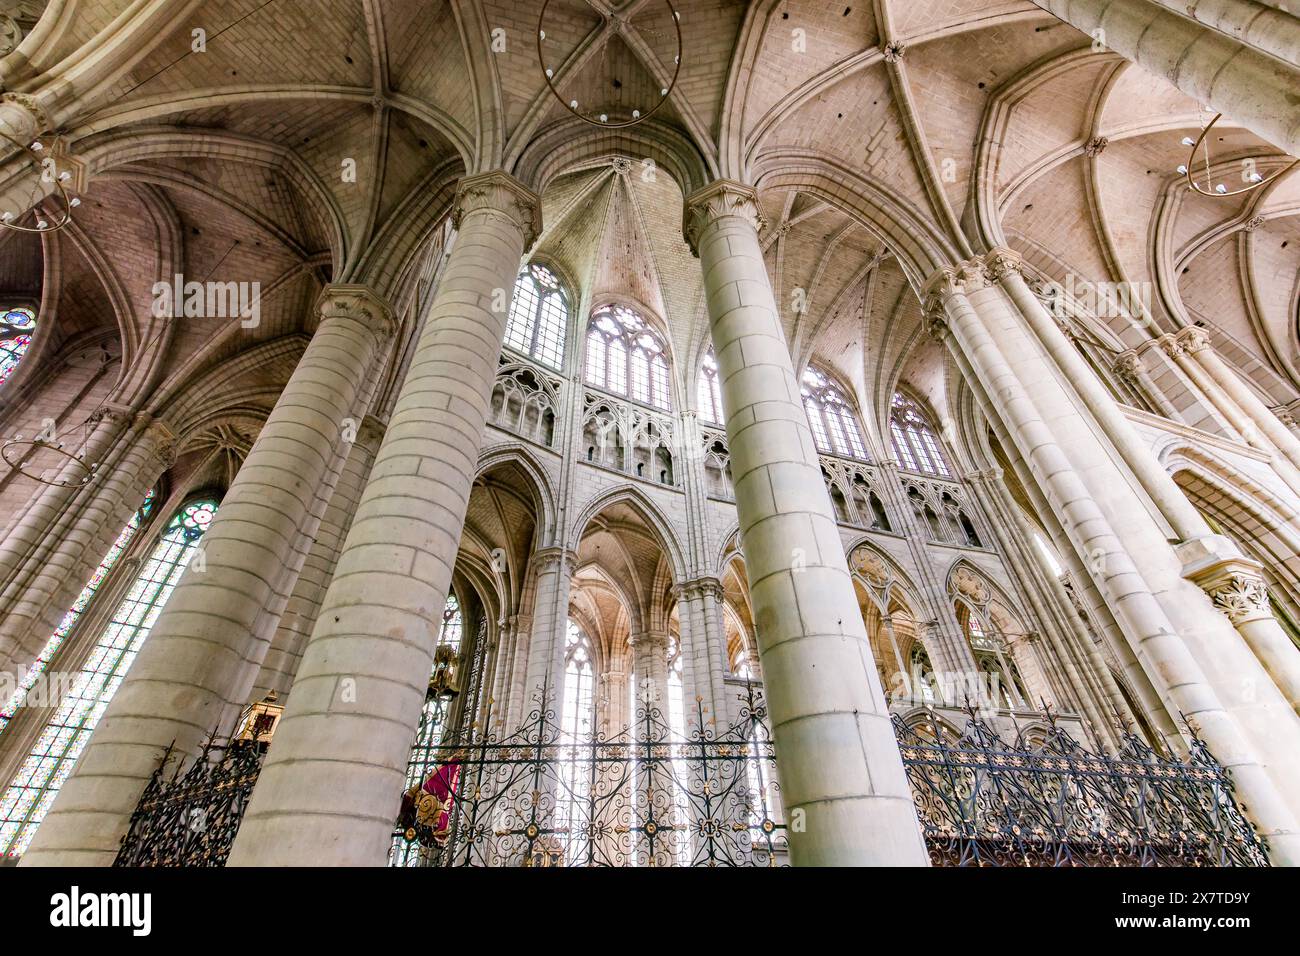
(315, 284, 396, 340)
(451, 170, 542, 250)
(681, 179, 765, 257)
(1177, 535, 1273, 625)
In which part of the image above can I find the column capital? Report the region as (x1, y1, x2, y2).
(1175, 326, 1212, 354)
(1112, 350, 1145, 381)
(1156, 333, 1184, 358)
(88, 401, 134, 428)
(531, 546, 577, 575)
(0, 92, 49, 145)
(139, 416, 178, 471)
(681, 179, 765, 256)
(316, 284, 395, 339)
(983, 247, 1024, 282)
(629, 629, 672, 652)
(1177, 535, 1273, 625)
(452, 170, 541, 249)
(675, 575, 725, 602)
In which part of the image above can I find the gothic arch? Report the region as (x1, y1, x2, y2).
(474, 443, 560, 548)
(77, 128, 351, 271)
(749, 150, 961, 288)
(567, 483, 687, 585)
(512, 118, 712, 198)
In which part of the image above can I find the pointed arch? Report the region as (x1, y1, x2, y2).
(567, 483, 687, 584)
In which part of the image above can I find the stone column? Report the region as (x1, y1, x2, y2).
(520, 547, 576, 714)
(926, 260, 1300, 863)
(598, 665, 629, 735)
(1160, 331, 1300, 496)
(1030, 0, 1300, 154)
(630, 630, 671, 720)
(1112, 350, 1180, 420)
(0, 403, 130, 612)
(0, 409, 170, 683)
(20, 285, 393, 866)
(675, 576, 729, 731)
(228, 171, 540, 867)
(1179, 327, 1300, 477)
(1180, 538, 1300, 714)
(253, 415, 385, 700)
(683, 180, 928, 866)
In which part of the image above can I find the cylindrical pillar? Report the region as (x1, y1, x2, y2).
(1029, 0, 1300, 154)
(19, 285, 393, 866)
(1181, 327, 1300, 476)
(227, 171, 540, 867)
(520, 547, 575, 714)
(253, 415, 386, 700)
(684, 179, 928, 866)
(0, 410, 169, 682)
(926, 261, 1300, 862)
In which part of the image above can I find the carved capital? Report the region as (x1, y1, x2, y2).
(1178, 536, 1272, 625)
(451, 170, 542, 249)
(682, 179, 765, 256)
(1208, 573, 1272, 625)
(1112, 350, 1145, 381)
(89, 402, 134, 428)
(921, 259, 988, 336)
(532, 546, 576, 576)
(982, 247, 1024, 283)
(676, 575, 725, 602)
(629, 630, 672, 653)
(316, 284, 396, 340)
(0, 92, 48, 145)
(1156, 333, 1184, 358)
(1175, 326, 1211, 354)
(139, 417, 178, 471)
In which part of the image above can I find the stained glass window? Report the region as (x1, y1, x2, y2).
(0, 490, 157, 738)
(890, 392, 952, 478)
(504, 264, 568, 370)
(800, 365, 868, 459)
(697, 347, 724, 423)
(0, 307, 36, 387)
(557, 620, 596, 861)
(585, 304, 671, 410)
(0, 498, 217, 859)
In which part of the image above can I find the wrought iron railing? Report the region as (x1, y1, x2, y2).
(112, 693, 1268, 868)
(114, 733, 263, 867)
(894, 705, 1269, 867)
(392, 684, 786, 867)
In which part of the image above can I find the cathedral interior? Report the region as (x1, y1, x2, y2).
(0, 0, 1296, 869)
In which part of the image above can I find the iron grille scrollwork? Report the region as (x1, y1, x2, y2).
(894, 705, 1269, 867)
(393, 683, 786, 866)
(114, 733, 263, 867)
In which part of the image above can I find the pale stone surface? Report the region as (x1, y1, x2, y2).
(684, 180, 928, 866)
(20, 285, 393, 865)
(228, 172, 540, 867)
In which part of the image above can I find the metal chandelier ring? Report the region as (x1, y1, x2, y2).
(537, 0, 682, 129)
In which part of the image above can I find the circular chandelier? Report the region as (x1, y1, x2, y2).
(0, 130, 80, 233)
(537, 0, 682, 128)
(1179, 112, 1298, 198)
(1, 435, 97, 487)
